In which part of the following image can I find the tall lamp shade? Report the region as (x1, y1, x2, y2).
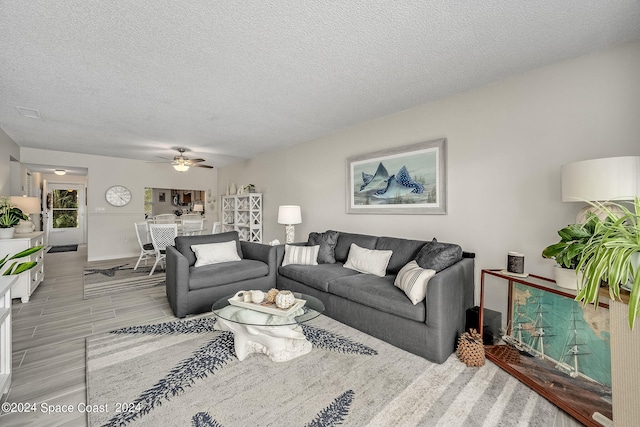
(10, 196, 41, 234)
(562, 156, 640, 202)
(10, 196, 41, 214)
(277, 205, 302, 244)
(561, 156, 640, 222)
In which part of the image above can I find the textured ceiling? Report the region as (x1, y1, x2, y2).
(2, 1, 640, 168)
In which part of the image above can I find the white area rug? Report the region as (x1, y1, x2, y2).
(86, 315, 557, 426)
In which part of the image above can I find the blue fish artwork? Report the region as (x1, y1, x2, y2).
(373, 166, 424, 199)
(359, 162, 389, 191)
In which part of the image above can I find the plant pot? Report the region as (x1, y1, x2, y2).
(0, 227, 15, 239)
(554, 265, 583, 290)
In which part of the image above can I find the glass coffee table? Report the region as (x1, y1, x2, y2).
(212, 291, 324, 362)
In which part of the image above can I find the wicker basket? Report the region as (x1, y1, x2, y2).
(457, 329, 485, 367)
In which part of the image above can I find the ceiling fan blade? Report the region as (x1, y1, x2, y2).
(192, 163, 214, 169)
(189, 158, 206, 163)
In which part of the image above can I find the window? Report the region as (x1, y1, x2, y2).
(52, 189, 79, 228)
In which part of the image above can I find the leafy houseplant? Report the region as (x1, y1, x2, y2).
(576, 197, 640, 329)
(541, 214, 599, 289)
(542, 214, 600, 269)
(0, 246, 44, 275)
(0, 196, 28, 228)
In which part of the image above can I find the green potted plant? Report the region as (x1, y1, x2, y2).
(0, 196, 28, 239)
(576, 197, 640, 329)
(0, 246, 44, 275)
(541, 213, 599, 289)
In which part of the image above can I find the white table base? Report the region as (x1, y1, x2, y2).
(215, 306, 312, 362)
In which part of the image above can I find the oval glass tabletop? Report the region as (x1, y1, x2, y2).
(211, 291, 324, 326)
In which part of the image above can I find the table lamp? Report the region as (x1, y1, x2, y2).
(193, 203, 204, 215)
(278, 205, 302, 244)
(10, 196, 41, 234)
(561, 156, 640, 222)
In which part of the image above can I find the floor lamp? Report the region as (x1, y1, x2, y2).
(278, 205, 301, 244)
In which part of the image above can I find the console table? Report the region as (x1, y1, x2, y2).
(480, 269, 612, 427)
(0, 231, 45, 302)
(0, 276, 16, 397)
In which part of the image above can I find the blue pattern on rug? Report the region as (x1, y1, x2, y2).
(191, 412, 223, 427)
(189, 390, 355, 427)
(301, 324, 378, 355)
(110, 317, 218, 335)
(305, 390, 355, 427)
(102, 332, 235, 427)
(101, 318, 374, 426)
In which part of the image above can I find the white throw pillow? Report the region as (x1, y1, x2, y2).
(282, 244, 320, 266)
(394, 260, 436, 304)
(191, 241, 241, 267)
(343, 243, 393, 277)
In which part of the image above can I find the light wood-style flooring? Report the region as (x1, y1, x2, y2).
(0, 245, 580, 427)
(0, 245, 176, 426)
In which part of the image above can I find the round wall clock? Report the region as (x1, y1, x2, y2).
(105, 185, 132, 207)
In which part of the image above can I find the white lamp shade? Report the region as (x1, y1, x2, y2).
(278, 205, 302, 225)
(193, 203, 204, 212)
(561, 156, 640, 202)
(10, 196, 41, 214)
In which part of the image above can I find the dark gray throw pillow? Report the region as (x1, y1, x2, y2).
(415, 238, 463, 272)
(308, 230, 339, 264)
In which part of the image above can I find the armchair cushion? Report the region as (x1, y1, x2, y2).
(175, 231, 243, 266)
(189, 259, 269, 290)
(191, 241, 241, 267)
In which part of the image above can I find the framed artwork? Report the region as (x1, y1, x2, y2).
(346, 138, 446, 214)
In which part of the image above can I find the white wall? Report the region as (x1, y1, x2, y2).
(0, 128, 20, 196)
(218, 41, 640, 312)
(20, 148, 217, 261)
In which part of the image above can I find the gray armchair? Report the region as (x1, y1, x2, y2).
(166, 231, 278, 318)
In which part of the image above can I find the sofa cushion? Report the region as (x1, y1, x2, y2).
(191, 241, 241, 267)
(308, 230, 339, 264)
(282, 244, 319, 266)
(278, 263, 359, 292)
(334, 232, 378, 263)
(328, 274, 426, 322)
(189, 259, 268, 291)
(415, 238, 463, 272)
(394, 261, 436, 304)
(376, 236, 427, 274)
(175, 231, 243, 267)
(343, 243, 393, 277)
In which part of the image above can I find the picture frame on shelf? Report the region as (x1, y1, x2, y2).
(346, 138, 447, 214)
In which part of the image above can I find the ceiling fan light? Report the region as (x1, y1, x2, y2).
(54, 169, 66, 175)
(173, 163, 189, 172)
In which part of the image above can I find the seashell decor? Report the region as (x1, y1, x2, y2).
(251, 290, 265, 304)
(275, 290, 296, 309)
(266, 288, 279, 304)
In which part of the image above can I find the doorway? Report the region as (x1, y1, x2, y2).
(46, 183, 86, 246)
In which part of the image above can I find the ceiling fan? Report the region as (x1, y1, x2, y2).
(156, 148, 214, 171)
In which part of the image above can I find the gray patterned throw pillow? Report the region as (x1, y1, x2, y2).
(308, 230, 339, 264)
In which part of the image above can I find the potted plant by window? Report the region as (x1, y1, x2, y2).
(541, 213, 599, 289)
(576, 197, 640, 329)
(0, 197, 28, 239)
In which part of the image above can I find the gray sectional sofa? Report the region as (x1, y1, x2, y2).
(276, 231, 475, 364)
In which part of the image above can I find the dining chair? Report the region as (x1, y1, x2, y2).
(149, 223, 178, 275)
(211, 222, 222, 234)
(181, 218, 204, 236)
(153, 214, 177, 224)
(134, 221, 155, 270)
(180, 213, 201, 221)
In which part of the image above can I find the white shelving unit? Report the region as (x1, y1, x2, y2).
(221, 193, 262, 242)
(0, 276, 17, 397)
(0, 231, 45, 302)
